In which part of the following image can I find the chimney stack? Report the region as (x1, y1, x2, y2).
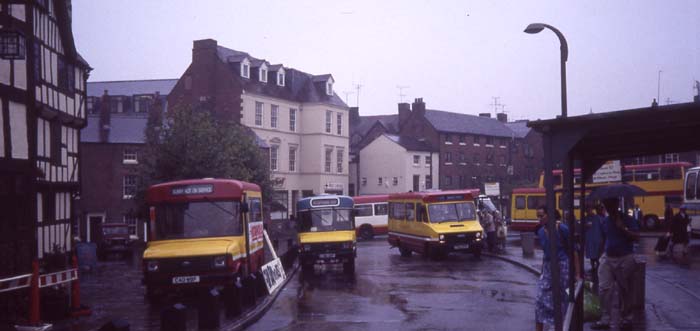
(99, 90, 111, 143)
(398, 102, 411, 130)
(496, 113, 508, 123)
(349, 107, 360, 125)
(479, 113, 491, 118)
(411, 98, 426, 117)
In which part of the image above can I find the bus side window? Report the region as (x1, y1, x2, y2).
(515, 196, 526, 210)
(686, 172, 697, 200)
(375, 203, 388, 216)
(355, 204, 373, 217)
(405, 203, 415, 222)
(250, 198, 262, 222)
(527, 196, 540, 210)
(417, 204, 427, 222)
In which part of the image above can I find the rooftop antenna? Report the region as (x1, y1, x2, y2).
(397, 85, 409, 103)
(354, 83, 363, 107)
(489, 97, 505, 113)
(343, 90, 354, 105)
(657, 70, 663, 102)
(664, 97, 674, 105)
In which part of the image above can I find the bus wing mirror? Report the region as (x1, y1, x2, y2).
(241, 202, 249, 214)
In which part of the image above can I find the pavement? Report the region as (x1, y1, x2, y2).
(488, 231, 700, 331)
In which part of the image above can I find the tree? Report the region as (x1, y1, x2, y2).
(135, 104, 272, 211)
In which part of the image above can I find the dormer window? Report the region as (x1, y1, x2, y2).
(259, 63, 268, 83)
(326, 79, 333, 96)
(277, 69, 285, 87)
(240, 58, 250, 78)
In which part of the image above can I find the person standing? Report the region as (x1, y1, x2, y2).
(534, 206, 579, 331)
(481, 210, 496, 252)
(668, 207, 691, 261)
(592, 197, 640, 330)
(584, 204, 605, 292)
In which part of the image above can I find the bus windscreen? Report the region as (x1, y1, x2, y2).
(428, 203, 477, 223)
(155, 200, 242, 239)
(298, 209, 353, 232)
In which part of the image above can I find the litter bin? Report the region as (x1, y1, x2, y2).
(521, 232, 535, 256)
(630, 255, 646, 311)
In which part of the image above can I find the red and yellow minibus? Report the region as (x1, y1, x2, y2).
(142, 178, 264, 302)
(387, 189, 484, 259)
(352, 194, 389, 240)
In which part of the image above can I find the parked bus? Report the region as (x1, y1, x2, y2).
(387, 189, 484, 259)
(510, 162, 691, 231)
(683, 166, 700, 237)
(296, 195, 356, 273)
(141, 178, 265, 302)
(352, 195, 389, 240)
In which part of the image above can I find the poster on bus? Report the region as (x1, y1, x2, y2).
(248, 221, 264, 247)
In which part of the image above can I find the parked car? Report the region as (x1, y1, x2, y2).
(97, 223, 132, 259)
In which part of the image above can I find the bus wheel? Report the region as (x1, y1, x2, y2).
(343, 258, 355, 274)
(359, 225, 374, 241)
(473, 247, 482, 260)
(145, 287, 161, 304)
(643, 215, 658, 230)
(399, 245, 412, 257)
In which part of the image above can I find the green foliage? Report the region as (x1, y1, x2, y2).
(135, 104, 272, 213)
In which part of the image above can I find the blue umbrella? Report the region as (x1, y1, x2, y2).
(586, 184, 647, 201)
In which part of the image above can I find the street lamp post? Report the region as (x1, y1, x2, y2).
(524, 23, 568, 118)
(524, 22, 571, 331)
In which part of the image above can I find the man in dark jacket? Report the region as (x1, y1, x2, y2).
(668, 207, 690, 260)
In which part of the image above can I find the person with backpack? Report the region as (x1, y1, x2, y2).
(668, 206, 691, 261)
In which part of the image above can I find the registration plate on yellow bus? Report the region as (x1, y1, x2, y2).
(172, 276, 200, 284)
(454, 244, 469, 250)
(319, 253, 335, 259)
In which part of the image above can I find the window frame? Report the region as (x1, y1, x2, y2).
(255, 102, 264, 126)
(270, 104, 279, 128)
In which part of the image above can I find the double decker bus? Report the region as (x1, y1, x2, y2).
(387, 189, 484, 259)
(352, 195, 389, 240)
(142, 178, 265, 302)
(510, 162, 690, 231)
(683, 166, 700, 237)
(296, 195, 356, 273)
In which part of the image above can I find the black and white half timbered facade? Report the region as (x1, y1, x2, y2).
(0, 0, 89, 306)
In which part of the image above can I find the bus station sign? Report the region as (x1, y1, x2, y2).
(592, 160, 622, 183)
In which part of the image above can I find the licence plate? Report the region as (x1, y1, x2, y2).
(454, 244, 469, 250)
(319, 253, 336, 259)
(172, 276, 200, 284)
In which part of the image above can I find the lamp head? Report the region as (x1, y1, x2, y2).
(524, 23, 546, 34)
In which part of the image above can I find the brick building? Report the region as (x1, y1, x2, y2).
(350, 98, 544, 209)
(167, 39, 350, 218)
(79, 79, 176, 242)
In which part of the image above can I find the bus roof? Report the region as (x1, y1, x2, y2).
(352, 194, 389, 204)
(147, 178, 260, 203)
(548, 162, 693, 175)
(297, 195, 354, 211)
(389, 189, 479, 203)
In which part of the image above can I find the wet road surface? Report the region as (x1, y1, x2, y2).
(250, 239, 539, 331)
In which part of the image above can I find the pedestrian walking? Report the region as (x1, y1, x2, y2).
(584, 204, 604, 292)
(591, 197, 640, 330)
(668, 207, 691, 261)
(480, 210, 496, 252)
(493, 210, 507, 252)
(535, 205, 580, 331)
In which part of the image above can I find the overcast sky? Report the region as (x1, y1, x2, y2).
(72, 0, 699, 121)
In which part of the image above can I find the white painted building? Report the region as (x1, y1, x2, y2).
(357, 134, 439, 195)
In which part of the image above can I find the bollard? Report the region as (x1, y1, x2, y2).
(197, 289, 221, 330)
(29, 260, 41, 325)
(520, 232, 535, 256)
(98, 318, 130, 331)
(223, 280, 243, 317)
(630, 256, 646, 311)
(70, 254, 91, 317)
(160, 303, 187, 331)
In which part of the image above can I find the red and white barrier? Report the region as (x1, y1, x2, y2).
(38, 268, 77, 288)
(0, 273, 32, 293)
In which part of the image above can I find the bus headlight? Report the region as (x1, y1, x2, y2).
(439, 234, 445, 240)
(475, 232, 481, 238)
(146, 260, 159, 272)
(214, 255, 226, 268)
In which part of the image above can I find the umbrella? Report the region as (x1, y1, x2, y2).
(586, 184, 647, 201)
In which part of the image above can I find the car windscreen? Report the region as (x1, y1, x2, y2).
(103, 226, 129, 235)
(428, 202, 477, 223)
(155, 200, 241, 240)
(297, 208, 353, 232)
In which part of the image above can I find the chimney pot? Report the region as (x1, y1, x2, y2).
(496, 113, 508, 123)
(479, 113, 491, 118)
